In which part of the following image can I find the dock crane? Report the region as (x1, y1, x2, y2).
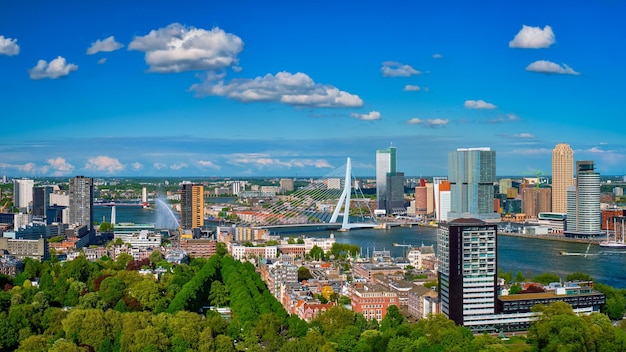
(393, 243, 413, 257)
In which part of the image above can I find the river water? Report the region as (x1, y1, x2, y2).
(95, 206, 626, 289)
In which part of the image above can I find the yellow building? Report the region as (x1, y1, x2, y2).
(181, 183, 204, 230)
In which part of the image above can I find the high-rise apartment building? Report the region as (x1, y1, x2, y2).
(385, 172, 405, 214)
(437, 218, 497, 327)
(566, 161, 600, 236)
(32, 185, 54, 219)
(13, 179, 34, 212)
(280, 178, 295, 193)
(181, 183, 204, 230)
(551, 143, 574, 214)
(521, 187, 552, 218)
(376, 146, 396, 212)
(448, 148, 498, 222)
(69, 176, 94, 231)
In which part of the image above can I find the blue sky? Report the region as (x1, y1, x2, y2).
(1, 1, 625, 178)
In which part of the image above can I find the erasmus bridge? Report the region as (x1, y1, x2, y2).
(240, 158, 378, 232)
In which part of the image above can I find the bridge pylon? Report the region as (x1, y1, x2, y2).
(330, 157, 353, 230)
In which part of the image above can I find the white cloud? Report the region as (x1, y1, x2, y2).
(351, 111, 381, 121)
(432, 53, 443, 59)
(47, 157, 75, 176)
(0, 35, 19, 56)
(0, 162, 47, 174)
(85, 156, 124, 173)
(404, 85, 420, 91)
(129, 23, 243, 73)
(28, 56, 78, 80)
(132, 162, 143, 170)
(511, 148, 552, 155)
(515, 133, 535, 139)
(509, 25, 555, 49)
(227, 153, 332, 169)
(86, 36, 123, 55)
(407, 118, 449, 127)
(525, 60, 580, 75)
(97, 58, 107, 64)
(170, 163, 188, 170)
(198, 160, 221, 170)
(381, 61, 420, 77)
(464, 99, 497, 109)
(191, 71, 363, 108)
(153, 163, 167, 169)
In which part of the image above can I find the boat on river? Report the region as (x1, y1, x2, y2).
(559, 243, 598, 257)
(599, 217, 626, 248)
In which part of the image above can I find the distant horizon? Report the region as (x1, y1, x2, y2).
(2, 174, 626, 181)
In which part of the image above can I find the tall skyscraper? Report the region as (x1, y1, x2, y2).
(13, 179, 34, 212)
(437, 218, 498, 327)
(448, 148, 498, 222)
(551, 143, 574, 214)
(385, 172, 405, 214)
(181, 183, 204, 230)
(69, 176, 94, 231)
(33, 185, 54, 219)
(566, 161, 601, 235)
(376, 146, 397, 211)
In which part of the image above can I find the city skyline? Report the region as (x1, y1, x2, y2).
(1, 1, 625, 177)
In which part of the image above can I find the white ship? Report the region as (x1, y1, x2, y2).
(599, 217, 626, 248)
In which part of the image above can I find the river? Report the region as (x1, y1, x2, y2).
(95, 206, 626, 289)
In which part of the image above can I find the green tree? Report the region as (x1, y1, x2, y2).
(380, 305, 406, 332)
(532, 272, 561, 285)
(529, 301, 593, 351)
(99, 221, 114, 232)
(566, 272, 593, 282)
(309, 245, 324, 261)
(509, 284, 522, 294)
(15, 335, 49, 352)
(209, 281, 230, 308)
(498, 269, 512, 284)
(514, 270, 526, 283)
(99, 276, 126, 307)
(149, 250, 164, 268)
(297, 266, 313, 282)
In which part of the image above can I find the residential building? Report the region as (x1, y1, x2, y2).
(280, 178, 295, 193)
(437, 218, 497, 327)
(376, 146, 397, 212)
(179, 238, 217, 258)
(566, 161, 601, 236)
(69, 176, 94, 232)
(350, 283, 399, 321)
(32, 185, 53, 219)
(180, 183, 204, 230)
(448, 148, 499, 222)
(552, 143, 574, 214)
(521, 187, 552, 218)
(13, 179, 34, 212)
(0, 237, 48, 261)
(434, 179, 451, 222)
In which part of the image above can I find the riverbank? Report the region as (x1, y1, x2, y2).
(498, 232, 603, 244)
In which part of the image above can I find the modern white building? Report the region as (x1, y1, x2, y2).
(376, 146, 396, 212)
(13, 179, 34, 211)
(566, 160, 601, 236)
(114, 230, 162, 248)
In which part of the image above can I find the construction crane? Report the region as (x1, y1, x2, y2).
(393, 243, 413, 258)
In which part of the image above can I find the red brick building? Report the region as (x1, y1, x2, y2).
(350, 283, 399, 321)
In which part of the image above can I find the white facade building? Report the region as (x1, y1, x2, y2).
(13, 179, 34, 211)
